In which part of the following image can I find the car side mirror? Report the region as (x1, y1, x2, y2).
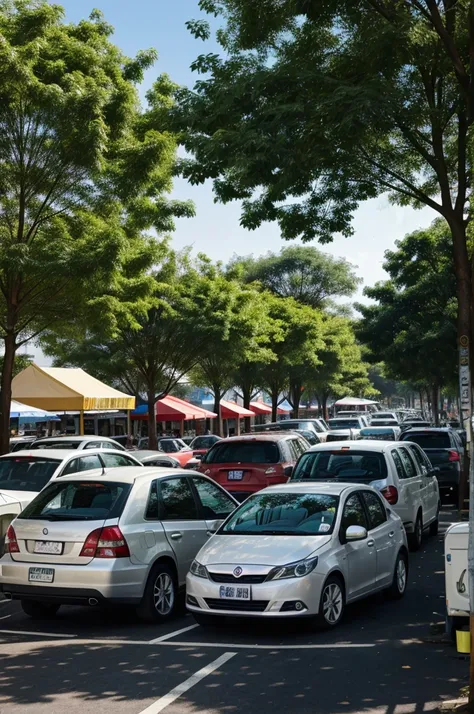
(206, 518, 223, 534)
(345, 525, 368, 542)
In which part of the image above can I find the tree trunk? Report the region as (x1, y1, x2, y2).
(271, 389, 279, 422)
(419, 390, 424, 416)
(242, 386, 251, 433)
(322, 393, 328, 421)
(431, 383, 439, 426)
(0, 332, 15, 454)
(290, 379, 302, 419)
(213, 387, 223, 436)
(147, 389, 157, 451)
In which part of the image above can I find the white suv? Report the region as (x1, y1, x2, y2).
(289, 440, 440, 551)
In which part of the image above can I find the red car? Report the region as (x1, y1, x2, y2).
(157, 438, 194, 467)
(189, 434, 222, 459)
(198, 433, 309, 500)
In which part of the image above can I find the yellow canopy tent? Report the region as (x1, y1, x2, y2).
(12, 364, 136, 434)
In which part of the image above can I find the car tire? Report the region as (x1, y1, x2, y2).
(316, 575, 345, 629)
(190, 612, 221, 627)
(408, 513, 423, 552)
(21, 600, 60, 619)
(136, 563, 177, 623)
(385, 551, 408, 599)
(429, 506, 440, 536)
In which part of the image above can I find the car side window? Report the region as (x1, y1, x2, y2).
(361, 491, 386, 529)
(61, 458, 80, 476)
(341, 493, 368, 532)
(391, 449, 407, 480)
(100, 442, 117, 450)
(288, 439, 302, 460)
(407, 444, 428, 475)
(398, 447, 418, 478)
(84, 442, 102, 450)
(145, 479, 159, 519)
(159, 477, 198, 520)
(62, 454, 102, 476)
(100, 453, 137, 468)
(191, 477, 236, 519)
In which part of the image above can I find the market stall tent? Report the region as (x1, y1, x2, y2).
(131, 395, 217, 421)
(12, 364, 135, 434)
(10, 400, 60, 422)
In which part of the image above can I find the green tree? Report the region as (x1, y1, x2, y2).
(0, 1, 192, 452)
(229, 246, 360, 310)
(356, 221, 457, 424)
(180, 0, 474, 403)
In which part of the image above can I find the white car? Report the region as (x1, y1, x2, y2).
(288, 441, 440, 551)
(0, 449, 142, 550)
(187, 482, 408, 628)
(29, 435, 127, 451)
(445, 522, 469, 638)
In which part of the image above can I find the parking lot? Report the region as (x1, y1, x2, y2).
(0, 509, 468, 714)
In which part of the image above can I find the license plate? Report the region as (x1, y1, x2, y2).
(219, 585, 251, 600)
(28, 567, 55, 583)
(228, 470, 244, 480)
(34, 541, 63, 555)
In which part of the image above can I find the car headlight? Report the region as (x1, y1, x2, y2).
(266, 556, 318, 581)
(190, 560, 209, 579)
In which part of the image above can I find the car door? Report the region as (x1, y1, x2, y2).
(406, 443, 438, 524)
(360, 490, 395, 588)
(189, 476, 237, 531)
(340, 492, 376, 600)
(396, 446, 425, 525)
(157, 475, 210, 583)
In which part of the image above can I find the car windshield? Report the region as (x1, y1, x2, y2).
(30, 440, 81, 450)
(221, 492, 339, 535)
(18, 480, 132, 521)
(401, 432, 451, 449)
(291, 450, 387, 483)
(191, 436, 220, 449)
(358, 428, 396, 441)
(0, 456, 61, 492)
(203, 441, 280, 464)
(159, 440, 178, 453)
(328, 419, 361, 430)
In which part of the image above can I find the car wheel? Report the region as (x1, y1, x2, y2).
(408, 513, 423, 552)
(21, 600, 60, 619)
(429, 505, 440, 536)
(191, 612, 221, 627)
(386, 551, 408, 599)
(317, 575, 345, 629)
(137, 563, 177, 623)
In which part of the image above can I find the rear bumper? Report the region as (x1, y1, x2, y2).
(0, 555, 147, 604)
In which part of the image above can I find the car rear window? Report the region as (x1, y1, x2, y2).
(291, 450, 387, 482)
(358, 428, 396, 441)
(328, 419, 362, 430)
(401, 432, 451, 449)
(30, 441, 81, 450)
(0, 456, 61, 492)
(18, 480, 132, 521)
(203, 441, 280, 464)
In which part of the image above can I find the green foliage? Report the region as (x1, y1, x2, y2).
(356, 220, 457, 393)
(229, 246, 360, 310)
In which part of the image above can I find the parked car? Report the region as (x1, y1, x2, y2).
(288, 440, 440, 551)
(325, 429, 359, 443)
(189, 435, 222, 457)
(399, 427, 464, 503)
(198, 433, 309, 500)
(327, 417, 366, 437)
(29, 435, 127, 451)
(357, 426, 400, 441)
(251, 423, 319, 446)
(186, 482, 408, 628)
(334, 412, 370, 427)
(133, 450, 180, 468)
(370, 418, 400, 428)
(137, 438, 195, 467)
(1, 468, 238, 621)
(9, 437, 37, 452)
(444, 522, 469, 639)
(253, 419, 328, 442)
(401, 420, 431, 429)
(0, 449, 143, 553)
(373, 412, 399, 423)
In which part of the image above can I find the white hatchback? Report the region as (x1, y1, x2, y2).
(289, 441, 440, 551)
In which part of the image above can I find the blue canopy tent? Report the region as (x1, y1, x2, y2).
(10, 399, 60, 423)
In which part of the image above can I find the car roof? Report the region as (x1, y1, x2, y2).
(209, 433, 297, 443)
(33, 435, 118, 443)
(52, 466, 192, 485)
(307, 440, 400, 453)
(0, 448, 132, 462)
(402, 427, 451, 432)
(259, 482, 374, 496)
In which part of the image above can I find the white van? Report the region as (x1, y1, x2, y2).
(445, 523, 469, 637)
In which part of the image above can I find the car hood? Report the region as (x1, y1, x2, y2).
(196, 534, 332, 567)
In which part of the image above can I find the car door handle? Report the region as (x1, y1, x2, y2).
(367, 539, 375, 547)
(170, 532, 183, 540)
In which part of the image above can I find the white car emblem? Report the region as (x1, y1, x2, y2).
(233, 566, 243, 577)
(43, 528, 48, 536)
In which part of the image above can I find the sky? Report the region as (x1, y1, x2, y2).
(32, 0, 437, 364)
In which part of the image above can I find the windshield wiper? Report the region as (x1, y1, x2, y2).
(26, 514, 93, 521)
(258, 529, 302, 535)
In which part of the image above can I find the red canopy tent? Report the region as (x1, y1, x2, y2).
(219, 400, 255, 419)
(132, 395, 216, 421)
(250, 401, 289, 416)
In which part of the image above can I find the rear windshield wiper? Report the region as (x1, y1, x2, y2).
(23, 514, 94, 521)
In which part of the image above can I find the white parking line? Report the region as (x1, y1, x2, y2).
(156, 640, 375, 650)
(0, 615, 11, 620)
(138, 651, 236, 714)
(149, 624, 200, 644)
(0, 629, 76, 638)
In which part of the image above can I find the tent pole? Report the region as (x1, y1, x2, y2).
(127, 410, 131, 438)
(79, 410, 84, 436)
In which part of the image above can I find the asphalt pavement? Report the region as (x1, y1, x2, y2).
(0, 509, 468, 714)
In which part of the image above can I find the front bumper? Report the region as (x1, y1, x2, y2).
(186, 570, 325, 618)
(0, 554, 147, 604)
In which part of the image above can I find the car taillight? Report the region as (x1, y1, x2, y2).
(5, 524, 19, 553)
(380, 486, 398, 505)
(448, 450, 460, 462)
(80, 526, 130, 558)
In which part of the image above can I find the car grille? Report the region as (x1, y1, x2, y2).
(205, 598, 269, 612)
(208, 572, 267, 584)
(327, 434, 350, 442)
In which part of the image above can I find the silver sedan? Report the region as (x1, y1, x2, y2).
(186, 482, 408, 628)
